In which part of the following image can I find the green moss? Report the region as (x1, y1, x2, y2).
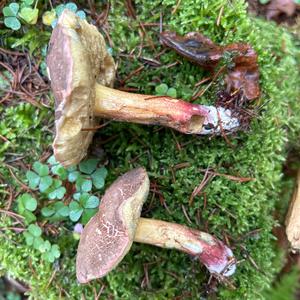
(0, 0, 300, 299)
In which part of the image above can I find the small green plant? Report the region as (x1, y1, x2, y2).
(155, 83, 177, 98)
(2, 0, 39, 31)
(23, 224, 60, 262)
(41, 201, 69, 222)
(17, 193, 37, 223)
(26, 162, 53, 193)
(24, 155, 107, 225)
(42, 2, 86, 28)
(40, 241, 60, 263)
(69, 193, 99, 224)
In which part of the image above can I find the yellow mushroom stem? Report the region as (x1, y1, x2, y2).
(134, 218, 236, 276)
(95, 84, 209, 134)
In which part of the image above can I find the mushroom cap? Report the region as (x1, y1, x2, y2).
(47, 10, 115, 166)
(76, 167, 150, 283)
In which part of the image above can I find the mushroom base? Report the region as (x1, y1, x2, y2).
(134, 218, 236, 276)
(94, 85, 208, 134)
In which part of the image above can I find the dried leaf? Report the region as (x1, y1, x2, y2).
(160, 31, 260, 101)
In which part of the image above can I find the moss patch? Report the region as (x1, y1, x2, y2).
(1, 0, 300, 299)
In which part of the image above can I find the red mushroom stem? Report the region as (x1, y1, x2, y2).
(134, 218, 236, 276)
(95, 85, 209, 134)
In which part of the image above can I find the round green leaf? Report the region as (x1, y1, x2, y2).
(23, 210, 36, 224)
(56, 186, 66, 199)
(76, 10, 86, 19)
(155, 83, 168, 95)
(84, 195, 99, 209)
(43, 251, 55, 262)
(81, 179, 92, 192)
(28, 224, 42, 237)
(23, 194, 37, 211)
(51, 244, 60, 258)
(38, 240, 51, 253)
(51, 165, 67, 180)
(73, 192, 81, 201)
(57, 205, 69, 217)
(79, 159, 99, 174)
(33, 236, 44, 250)
(47, 155, 57, 165)
(65, 2, 77, 12)
(69, 201, 83, 222)
(41, 207, 55, 217)
(39, 176, 53, 192)
(23, 232, 34, 245)
(3, 3, 19, 16)
(167, 87, 177, 98)
(91, 167, 107, 189)
(76, 177, 92, 192)
(26, 170, 40, 189)
(42, 10, 57, 26)
(68, 171, 80, 182)
(18, 7, 39, 24)
(33, 161, 49, 177)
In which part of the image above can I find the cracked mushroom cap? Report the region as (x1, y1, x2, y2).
(47, 9, 115, 166)
(76, 167, 150, 283)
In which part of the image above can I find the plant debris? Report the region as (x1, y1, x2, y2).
(0, 47, 49, 107)
(247, 0, 300, 24)
(160, 31, 260, 102)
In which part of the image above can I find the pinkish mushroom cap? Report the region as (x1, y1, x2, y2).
(47, 10, 115, 166)
(76, 167, 149, 283)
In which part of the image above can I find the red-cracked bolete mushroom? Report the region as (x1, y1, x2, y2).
(47, 10, 240, 166)
(76, 168, 236, 283)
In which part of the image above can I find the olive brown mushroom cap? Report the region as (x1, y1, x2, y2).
(76, 167, 150, 283)
(47, 10, 115, 166)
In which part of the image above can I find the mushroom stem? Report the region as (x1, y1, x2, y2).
(95, 84, 209, 134)
(134, 218, 236, 276)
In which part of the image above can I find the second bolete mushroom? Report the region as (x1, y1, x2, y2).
(76, 168, 236, 283)
(47, 10, 240, 166)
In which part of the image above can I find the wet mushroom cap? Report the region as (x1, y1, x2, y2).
(47, 9, 115, 166)
(76, 168, 149, 283)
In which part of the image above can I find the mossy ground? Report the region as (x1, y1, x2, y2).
(1, 0, 300, 299)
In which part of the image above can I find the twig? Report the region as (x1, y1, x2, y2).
(189, 168, 215, 205)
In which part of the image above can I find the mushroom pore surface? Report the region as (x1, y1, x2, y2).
(76, 168, 149, 283)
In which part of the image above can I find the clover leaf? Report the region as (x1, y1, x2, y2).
(69, 201, 83, 222)
(26, 162, 53, 192)
(75, 176, 92, 192)
(41, 201, 69, 221)
(19, 7, 39, 24)
(23, 224, 44, 250)
(47, 179, 66, 200)
(69, 193, 99, 223)
(17, 193, 37, 223)
(4, 17, 21, 30)
(47, 155, 67, 180)
(3, 3, 19, 17)
(79, 158, 99, 175)
(49, 2, 86, 28)
(41, 243, 60, 262)
(91, 167, 107, 189)
(78, 159, 107, 189)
